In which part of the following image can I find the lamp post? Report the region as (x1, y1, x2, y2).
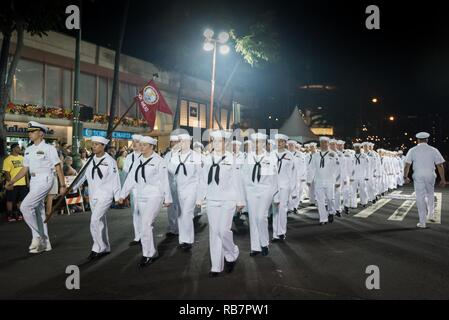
(203, 29, 230, 129)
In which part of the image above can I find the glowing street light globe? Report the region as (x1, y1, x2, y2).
(219, 44, 230, 55)
(371, 98, 378, 103)
(218, 31, 230, 43)
(203, 28, 214, 39)
(203, 41, 214, 51)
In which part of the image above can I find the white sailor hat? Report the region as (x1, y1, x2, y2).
(210, 130, 231, 140)
(251, 133, 268, 141)
(178, 133, 192, 141)
(193, 141, 204, 149)
(304, 143, 310, 147)
(140, 136, 157, 145)
(243, 140, 253, 145)
(131, 134, 143, 141)
(398, 150, 403, 154)
(267, 139, 275, 145)
(309, 142, 317, 147)
(353, 143, 361, 147)
(337, 140, 345, 145)
(170, 135, 179, 142)
(231, 140, 243, 145)
(274, 133, 289, 141)
(368, 142, 375, 147)
(329, 139, 337, 144)
(27, 121, 48, 133)
(91, 136, 109, 145)
(287, 140, 297, 145)
(319, 136, 330, 142)
(415, 132, 430, 139)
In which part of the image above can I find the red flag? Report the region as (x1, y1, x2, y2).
(135, 80, 173, 129)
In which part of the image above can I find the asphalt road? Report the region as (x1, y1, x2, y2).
(1, 185, 448, 299)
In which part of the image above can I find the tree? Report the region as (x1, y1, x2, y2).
(0, 0, 67, 158)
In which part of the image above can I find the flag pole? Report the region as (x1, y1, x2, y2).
(45, 99, 137, 223)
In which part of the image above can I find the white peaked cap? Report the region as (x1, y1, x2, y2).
(131, 134, 143, 141)
(193, 141, 204, 149)
(251, 133, 268, 141)
(177, 133, 191, 140)
(274, 133, 289, 141)
(27, 121, 48, 133)
(140, 136, 157, 145)
(319, 136, 329, 142)
(287, 140, 297, 145)
(91, 136, 109, 145)
(415, 132, 430, 139)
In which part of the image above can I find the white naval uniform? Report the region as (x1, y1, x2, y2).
(341, 151, 353, 209)
(306, 152, 316, 204)
(164, 150, 180, 235)
(289, 151, 306, 210)
(167, 150, 203, 245)
(379, 156, 389, 193)
(73, 153, 121, 254)
(371, 152, 382, 197)
(397, 155, 406, 187)
(123, 151, 142, 241)
(349, 153, 369, 207)
(20, 141, 60, 244)
(241, 151, 280, 252)
(199, 151, 245, 273)
(405, 143, 445, 225)
(121, 153, 172, 258)
(333, 150, 345, 212)
(272, 150, 297, 239)
(307, 150, 340, 222)
(365, 151, 377, 202)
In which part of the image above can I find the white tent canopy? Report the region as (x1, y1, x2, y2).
(278, 107, 318, 143)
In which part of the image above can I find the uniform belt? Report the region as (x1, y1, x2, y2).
(30, 171, 53, 177)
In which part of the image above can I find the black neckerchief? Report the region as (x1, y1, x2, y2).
(135, 157, 153, 183)
(381, 157, 383, 165)
(92, 157, 106, 180)
(276, 152, 287, 174)
(319, 151, 329, 168)
(208, 155, 226, 185)
(252, 154, 264, 183)
(129, 153, 141, 172)
(175, 152, 191, 176)
(308, 154, 313, 164)
(355, 154, 361, 165)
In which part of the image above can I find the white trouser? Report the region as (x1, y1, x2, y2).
(351, 178, 368, 207)
(366, 179, 376, 201)
(177, 191, 196, 245)
(138, 195, 163, 258)
(167, 182, 179, 234)
(388, 174, 396, 189)
(334, 184, 342, 212)
(298, 180, 306, 202)
(315, 185, 335, 222)
(272, 186, 290, 239)
(20, 175, 53, 242)
(131, 188, 142, 241)
(247, 192, 272, 251)
(289, 182, 300, 211)
(89, 196, 112, 253)
(207, 200, 239, 272)
(414, 176, 436, 225)
(341, 181, 351, 207)
(308, 182, 316, 204)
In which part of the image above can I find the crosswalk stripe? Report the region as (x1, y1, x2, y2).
(388, 193, 415, 221)
(429, 192, 442, 224)
(297, 207, 317, 215)
(354, 191, 402, 218)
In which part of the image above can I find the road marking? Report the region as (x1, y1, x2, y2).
(388, 193, 415, 221)
(429, 192, 442, 224)
(297, 207, 317, 215)
(354, 191, 402, 218)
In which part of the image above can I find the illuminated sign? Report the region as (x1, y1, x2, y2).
(310, 127, 334, 136)
(82, 128, 133, 140)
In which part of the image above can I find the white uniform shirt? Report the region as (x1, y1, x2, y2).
(292, 151, 307, 181)
(405, 143, 445, 178)
(167, 149, 202, 201)
(73, 153, 121, 201)
(23, 141, 60, 174)
(349, 153, 369, 180)
(275, 150, 297, 192)
(123, 151, 142, 174)
(307, 150, 340, 187)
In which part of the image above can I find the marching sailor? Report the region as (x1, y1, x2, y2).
(307, 142, 318, 205)
(272, 134, 297, 241)
(404, 132, 446, 228)
(6, 121, 66, 253)
(362, 142, 377, 204)
(241, 133, 279, 256)
(167, 133, 203, 251)
(123, 134, 143, 246)
(198, 130, 245, 277)
(330, 139, 344, 216)
(119, 136, 172, 267)
(349, 143, 370, 208)
(287, 140, 301, 214)
(71, 136, 121, 260)
(164, 134, 181, 237)
(307, 137, 340, 225)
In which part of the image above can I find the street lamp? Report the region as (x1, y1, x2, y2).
(371, 97, 378, 103)
(203, 28, 230, 129)
(388, 115, 395, 121)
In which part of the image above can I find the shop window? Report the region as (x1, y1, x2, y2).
(14, 59, 44, 105)
(62, 69, 72, 109)
(98, 77, 108, 115)
(79, 72, 96, 109)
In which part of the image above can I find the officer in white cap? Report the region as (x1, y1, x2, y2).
(404, 132, 446, 228)
(167, 133, 202, 251)
(6, 121, 66, 253)
(72, 136, 121, 261)
(164, 134, 181, 237)
(307, 137, 340, 224)
(120, 136, 172, 266)
(123, 134, 143, 246)
(198, 130, 245, 277)
(241, 132, 279, 256)
(272, 133, 297, 240)
(348, 143, 370, 209)
(306, 142, 318, 205)
(329, 139, 344, 216)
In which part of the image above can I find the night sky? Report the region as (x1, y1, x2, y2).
(76, 0, 449, 141)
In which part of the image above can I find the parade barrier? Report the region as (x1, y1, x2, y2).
(64, 176, 85, 215)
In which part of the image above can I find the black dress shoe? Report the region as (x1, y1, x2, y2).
(319, 222, 327, 226)
(166, 232, 178, 237)
(271, 238, 280, 243)
(362, 204, 367, 208)
(129, 240, 141, 246)
(279, 234, 285, 241)
(177, 243, 188, 249)
(183, 244, 192, 251)
(344, 206, 349, 214)
(224, 260, 236, 273)
(250, 250, 261, 257)
(138, 256, 156, 268)
(209, 271, 219, 277)
(293, 208, 298, 215)
(328, 214, 334, 223)
(87, 251, 98, 261)
(97, 251, 110, 258)
(372, 199, 377, 204)
(336, 211, 341, 217)
(261, 246, 269, 256)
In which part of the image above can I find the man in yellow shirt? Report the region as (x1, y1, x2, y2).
(3, 143, 28, 222)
